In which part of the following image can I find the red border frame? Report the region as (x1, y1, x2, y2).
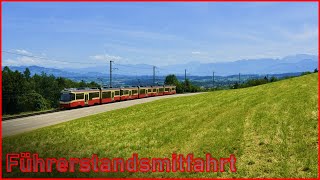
(1, 1, 3, 179)
(0, 1, 319, 179)
(0, 0, 319, 2)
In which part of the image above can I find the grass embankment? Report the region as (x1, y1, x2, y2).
(3, 73, 318, 178)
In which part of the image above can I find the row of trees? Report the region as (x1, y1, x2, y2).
(3, 67, 99, 114)
(164, 74, 201, 93)
(231, 69, 318, 89)
(301, 68, 318, 75)
(231, 76, 277, 89)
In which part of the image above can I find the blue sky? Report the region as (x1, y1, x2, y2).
(2, 2, 318, 68)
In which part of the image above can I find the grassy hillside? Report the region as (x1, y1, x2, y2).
(3, 73, 318, 178)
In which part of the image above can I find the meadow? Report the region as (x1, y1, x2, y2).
(2, 73, 318, 178)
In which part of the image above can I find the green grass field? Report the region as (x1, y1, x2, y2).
(3, 73, 318, 178)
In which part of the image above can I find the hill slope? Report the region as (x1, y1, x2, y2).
(3, 73, 318, 178)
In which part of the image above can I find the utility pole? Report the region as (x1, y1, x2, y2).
(138, 79, 141, 86)
(110, 60, 113, 88)
(238, 73, 241, 84)
(153, 66, 156, 86)
(212, 71, 215, 88)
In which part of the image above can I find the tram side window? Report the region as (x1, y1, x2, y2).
(89, 92, 99, 100)
(148, 89, 152, 93)
(121, 90, 129, 95)
(159, 88, 164, 92)
(153, 89, 157, 92)
(76, 93, 84, 100)
(139, 89, 145, 94)
(165, 88, 170, 91)
(132, 90, 138, 94)
(102, 92, 111, 98)
(115, 91, 120, 96)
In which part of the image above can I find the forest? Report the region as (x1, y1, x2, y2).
(2, 66, 99, 115)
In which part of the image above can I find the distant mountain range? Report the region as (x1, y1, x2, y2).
(160, 54, 318, 76)
(4, 54, 318, 77)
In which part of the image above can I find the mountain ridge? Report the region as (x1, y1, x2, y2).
(3, 54, 318, 76)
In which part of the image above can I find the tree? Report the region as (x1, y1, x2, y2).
(24, 68, 31, 79)
(233, 82, 239, 89)
(270, 76, 278, 82)
(164, 74, 179, 85)
(2, 67, 28, 114)
(79, 80, 86, 88)
(301, 71, 312, 76)
(314, 68, 318, 73)
(88, 81, 99, 88)
(164, 74, 187, 93)
(164, 74, 201, 93)
(3, 66, 12, 73)
(17, 92, 49, 112)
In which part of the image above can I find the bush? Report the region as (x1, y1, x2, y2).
(270, 76, 278, 82)
(17, 92, 50, 112)
(301, 71, 312, 76)
(243, 78, 268, 87)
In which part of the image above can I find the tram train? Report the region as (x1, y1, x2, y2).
(59, 85, 176, 109)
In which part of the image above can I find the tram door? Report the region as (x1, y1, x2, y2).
(111, 91, 115, 101)
(85, 94, 89, 105)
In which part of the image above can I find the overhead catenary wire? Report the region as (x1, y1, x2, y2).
(113, 63, 154, 70)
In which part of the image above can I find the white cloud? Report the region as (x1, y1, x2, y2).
(4, 56, 44, 66)
(90, 54, 122, 61)
(191, 51, 202, 55)
(2, 49, 57, 67)
(189, 51, 215, 62)
(3, 50, 85, 68)
(13, 49, 33, 55)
